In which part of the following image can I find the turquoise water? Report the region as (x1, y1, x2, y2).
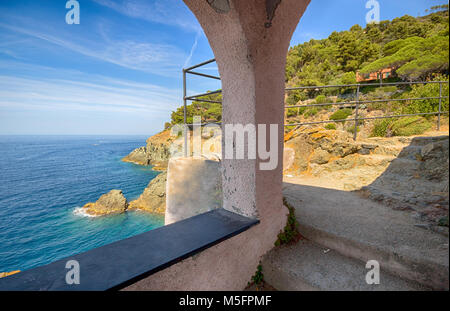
(0, 135, 164, 272)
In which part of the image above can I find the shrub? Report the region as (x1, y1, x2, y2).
(325, 123, 337, 130)
(346, 126, 360, 134)
(315, 95, 327, 104)
(286, 108, 298, 118)
(304, 107, 318, 117)
(315, 94, 333, 110)
(401, 76, 449, 115)
(286, 90, 303, 106)
(250, 264, 264, 286)
(371, 116, 432, 137)
(330, 108, 352, 122)
(371, 118, 394, 137)
(389, 116, 432, 136)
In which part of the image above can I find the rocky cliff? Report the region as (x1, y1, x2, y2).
(122, 130, 173, 169)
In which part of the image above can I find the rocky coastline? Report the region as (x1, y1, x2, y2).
(81, 123, 449, 232)
(121, 129, 173, 170)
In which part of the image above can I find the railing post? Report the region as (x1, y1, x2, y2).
(183, 68, 188, 157)
(353, 85, 360, 141)
(438, 82, 442, 131)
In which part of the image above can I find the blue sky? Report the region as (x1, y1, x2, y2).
(0, 0, 447, 135)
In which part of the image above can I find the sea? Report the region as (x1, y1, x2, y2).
(0, 135, 164, 273)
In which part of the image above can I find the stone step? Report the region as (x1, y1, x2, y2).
(262, 240, 428, 291)
(282, 182, 449, 290)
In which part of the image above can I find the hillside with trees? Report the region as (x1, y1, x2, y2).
(285, 5, 448, 87)
(169, 6, 449, 138)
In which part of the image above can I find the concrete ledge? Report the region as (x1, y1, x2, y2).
(0, 209, 258, 291)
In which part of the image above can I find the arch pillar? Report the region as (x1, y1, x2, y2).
(185, 0, 310, 220)
(124, 0, 310, 290)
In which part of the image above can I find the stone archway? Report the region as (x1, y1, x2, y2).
(184, 0, 310, 220)
(124, 0, 311, 290)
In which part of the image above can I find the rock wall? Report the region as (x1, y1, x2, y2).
(283, 128, 361, 175)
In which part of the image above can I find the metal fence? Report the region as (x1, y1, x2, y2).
(183, 59, 449, 142)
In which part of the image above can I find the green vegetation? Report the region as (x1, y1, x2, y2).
(249, 264, 264, 286)
(168, 7, 449, 140)
(360, 35, 448, 80)
(390, 116, 432, 136)
(325, 123, 336, 130)
(286, 108, 298, 118)
(346, 126, 360, 134)
(330, 108, 353, 122)
(400, 76, 449, 114)
(286, 89, 303, 106)
(170, 92, 222, 125)
(282, 8, 448, 138)
(304, 107, 318, 117)
(371, 118, 393, 137)
(371, 116, 432, 137)
(275, 198, 301, 246)
(315, 95, 327, 104)
(286, 8, 448, 87)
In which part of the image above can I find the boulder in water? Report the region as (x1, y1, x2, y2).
(83, 190, 128, 216)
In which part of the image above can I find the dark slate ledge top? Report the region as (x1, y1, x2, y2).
(0, 208, 259, 291)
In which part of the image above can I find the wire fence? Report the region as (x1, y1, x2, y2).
(183, 59, 449, 143)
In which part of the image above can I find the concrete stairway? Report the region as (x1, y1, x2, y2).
(261, 181, 449, 291)
(263, 240, 427, 291)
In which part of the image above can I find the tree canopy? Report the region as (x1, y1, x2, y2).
(285, 8, 449, 85)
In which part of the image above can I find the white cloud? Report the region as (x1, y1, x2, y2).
(0, 22, 186, 77)
(183, 30, 202, 68)
(0, 62, 181, 114)
(92, 0, 201, 32)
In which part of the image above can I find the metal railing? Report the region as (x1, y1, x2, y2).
(183, 59, 449, 142)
